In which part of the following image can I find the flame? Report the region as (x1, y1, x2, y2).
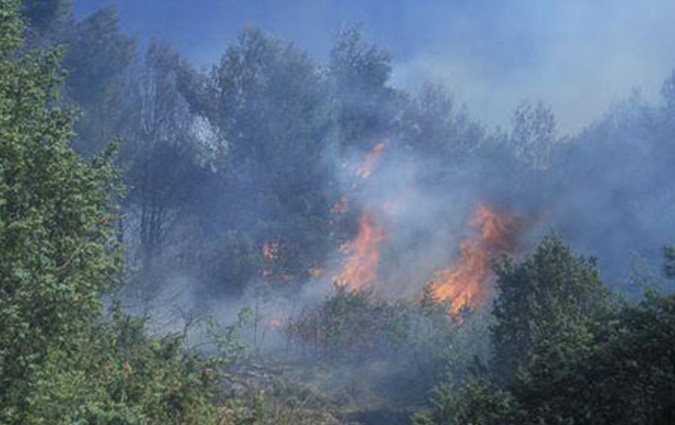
(428, 204, 525, 319)
(262, 239, 282, 282)
(335, 212, 386, 291)
(262, 240, 280, 262)
(357, 141, 386, 179)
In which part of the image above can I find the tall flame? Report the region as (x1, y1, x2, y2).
(335, 212, 386, 291)
(428, 204, 525, 319)
(357, 141, 386, 179)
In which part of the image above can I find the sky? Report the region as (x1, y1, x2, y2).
(73, 0, 675, 134)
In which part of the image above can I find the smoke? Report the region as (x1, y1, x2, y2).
(76, 0, 675, 134)
(390, 0, 675, 134)
(79, 0, 675, 375)
(61, 1, 675, 419)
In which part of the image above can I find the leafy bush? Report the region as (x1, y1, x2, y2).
(0, 3, 353, 423)
(420, 236, 675, 425)
(289, 286, 412, 361)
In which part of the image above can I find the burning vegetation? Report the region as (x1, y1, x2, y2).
(331, 202, 527, 318)
(5, 0, 675, 423)
(332, 141, 389, 292)
(335, 211, 387, 292)
(328, 140, 528, 321)
(427, 204, 527, 319)
(357, 141, 387, 179)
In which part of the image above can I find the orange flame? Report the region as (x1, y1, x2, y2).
(428, 204, 525, 319)
(335, 212, 386, 291)
(357, 141, 386, 179)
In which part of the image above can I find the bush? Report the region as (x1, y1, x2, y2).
(420, 237, 675, 425)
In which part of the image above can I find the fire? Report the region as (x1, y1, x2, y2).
(262, 240, 280, 262)
(335, 212, 386, 291)
(357, 141, 386, 179)
(262, 239, 281, 282)
(331, 142, 387, 291)
(428, 204, 525, 319)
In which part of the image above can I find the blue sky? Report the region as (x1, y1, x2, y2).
(73, 0, 675, 134)
(72, 0, 489, 64)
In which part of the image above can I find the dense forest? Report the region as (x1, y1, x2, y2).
(1, 0, 674, 424)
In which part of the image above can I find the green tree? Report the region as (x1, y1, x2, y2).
(124, 43, 210, 273)
(328, 24, 400, 149)
(491, 235, 609, 383)
(509, 100, 558, 170)
(0, 0, 121, 421)
(61, 4, 136, 155)
(664, 244, 675, 278)
(186, 27, 337, 294)
(21, 1, 139, 156)
(421, 237, 675, 425)
(511, 290, 675, 425)
(399, 84, 484, 162)
(20, 0, 72, 43)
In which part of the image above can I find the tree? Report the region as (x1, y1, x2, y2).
(189, 27, 337, 293)
(328, 24, 401, 150)
(491, 235, 609, 383)
(399, 84, 484, 162)
(509, 100, 557, 170)
(665, 245, 675, 278)
(61, 4, 136, 155)
(420, 237, 675, 425)
(661, 70, 675, 112)
(509, 290, 675, 425)
(20, 0, 72, 43)
(548, 88, 673, 288)
(0, 0, 121, 421)
(125, 43, 210, 272)
(0, 5, 249, 423)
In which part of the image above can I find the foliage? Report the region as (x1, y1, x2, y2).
(287, 285, 493, 408)
(509, 100, 558, 170)
(508, 290, 675, 425)
(6, 0, 675, 422)
(0, 4, 353, 424)
(413, 378, 523, 425)
(0, 1, 121, 420)
(24, 308, 225, 425)
(289, 286, 412, 361)
(61, 4, 137, 155)
(175, 26, 340, 294)
(664, 244, 675, 278)
(329, 23, 400, 149)
(421, 237, 675, 425)
(123, 42, 212, 273)
(20, 0, 72, 40)
(399, 84, 484, 163)
(491, 235, 609, 383)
